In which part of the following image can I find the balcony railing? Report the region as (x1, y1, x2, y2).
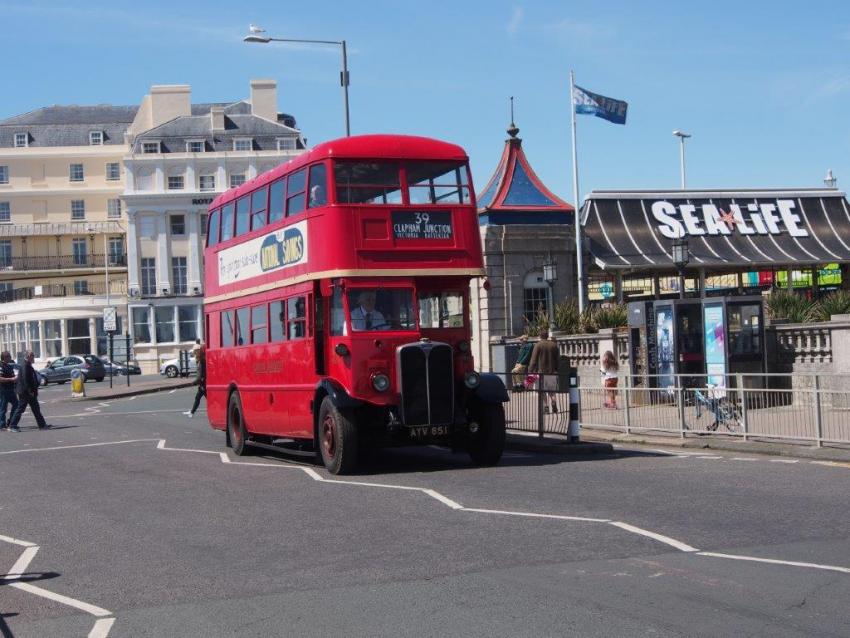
(0, 281, 127, 304)
(0, 253, 127, 271)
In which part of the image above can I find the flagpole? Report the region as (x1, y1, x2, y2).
(570, 70, 585, 313)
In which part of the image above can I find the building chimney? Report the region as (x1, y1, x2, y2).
(250, 79, 278, 122)
(149, 85, 191, 128)
(210, 106, 225, 132)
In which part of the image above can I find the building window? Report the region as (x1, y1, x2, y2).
(108, 236, 124, 265)
(67, 319, 90, 355)
(277, 138, 297, 151)
(168, 175, 184, 190)
(0, 202, 9, 223)
(74, 280, 89, 295)
(0, 166, 8, 184)
(170, 214, 186, 236)
(142, 141, 160, 154)
(107, 199, 122, 218)
(0, 282, 12, 303)
(72, 238, 88, 265)
(199, 174, 216, 191)
(28, 321, 41, 358)
(132, 307, 151, 344)
(140, 217, 156, 239)
(229, 173, 246, 188)
(44, 319, 62, 356)
(70, 163, 84, 182)
(106, 162, 120, 181)
(140, 257, 156, 295)
(0, 240, 11, 268)
(186, 140, 205, 153)
(523, 271, 549, 325)
(71, 200, 85, 220)
(178, 305, 198, 341)
(172, 257, 187, 294)
(14, 133, 27, 148)
(155, 306, 175, 342)
(233, 138, 252, 151)
(89, 131, 103, 145)
(200, 213, 208, 236)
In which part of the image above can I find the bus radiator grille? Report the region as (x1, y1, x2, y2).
(397, 342, 454, 427)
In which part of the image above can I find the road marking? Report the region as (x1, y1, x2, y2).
(10, 582, 112, 616)
(609, 521, 699, 552)
(810, 460, 850, 469)
(462, 508, 609, 523)
(698, 552, 850, 574)
(169, 390, 177, 394)
(5, 545, 39, 578)
(128, 396, 137, 401)
(770, 459, 799, 463)
(0, 534, 37, 547)
(89, 618, 116, 638)
(731, 457, 758, 461)
(98, 402, 110, 407)
(0, 439, 158, 455)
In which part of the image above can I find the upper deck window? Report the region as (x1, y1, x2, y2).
(335, 161, 402, 205)
(308, 164, 327, 208)
(251, 186, 268, 231)
(220, 203, 235, 242)
(235, 195, 250, 236)
(207, 208, 220, 246)
(268, 178, 285, 224)
(286, 168, 307, 217)
(407, 161, 470, 205)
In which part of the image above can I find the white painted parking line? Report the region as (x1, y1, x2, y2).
(462, 508, 609, 523)
(810, 460, 850, 469)
(770, 459, 799, 463)
(0, 534, 37, 547)
(609, 521, 699, 552)
(89, 618, 116, 638)
(698, 552, 850, 574)
(169, 390, 177, 394)
(0, 439, 158, 455)
(4, 546, 39, 577)
(10, 582, 112, 616)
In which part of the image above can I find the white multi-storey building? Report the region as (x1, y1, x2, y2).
(123, 80, 305, 373)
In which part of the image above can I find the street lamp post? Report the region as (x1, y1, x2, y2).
(673, 130, 691, 189)
(543, 260, 558, 325)
(244, 28, 350, 137)
(672, 238, 690, 299)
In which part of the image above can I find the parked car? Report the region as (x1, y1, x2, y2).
(99, 357, 142, 376)
(160, 355, 197, 378)
(12, 363, 47, 386)
(39, 355, 106, 385)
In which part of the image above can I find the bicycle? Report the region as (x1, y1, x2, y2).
(693, 388, 741, 433)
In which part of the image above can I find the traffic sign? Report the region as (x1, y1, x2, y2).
(103, 306, 117, 332)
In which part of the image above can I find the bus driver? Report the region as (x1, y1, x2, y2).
(351, 291, 389, 331)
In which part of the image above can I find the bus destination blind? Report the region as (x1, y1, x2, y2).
(392, 211, 453, 240)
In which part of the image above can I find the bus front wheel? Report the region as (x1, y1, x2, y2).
(318, 397, 358, 475)
(227, 392, 251, 456)
(468, 402, 506, 466)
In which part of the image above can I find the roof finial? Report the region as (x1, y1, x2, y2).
(507, 96, 519, 138)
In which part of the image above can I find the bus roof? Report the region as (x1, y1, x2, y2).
(210, 134, 470, 209)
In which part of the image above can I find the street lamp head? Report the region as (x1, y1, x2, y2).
(672, 237, 690, 269)
(543, 262, 558, 283)
(243, 34, 272, 44)
(672, 130, 691, 139)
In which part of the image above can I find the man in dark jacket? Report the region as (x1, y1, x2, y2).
(0, 351, 19, 430)
(8, 350, 50, 431)
(184, 346, 206, 418)
(528, 329, 560, 413)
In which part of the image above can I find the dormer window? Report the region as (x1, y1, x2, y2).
(233, 138, 253, 152)
(186, 140, 205, 153)
(89, 131, 103, 145)
(14, 133, 28, 148)
(141, 141, 161, 154)
(276, 137, 297, 151)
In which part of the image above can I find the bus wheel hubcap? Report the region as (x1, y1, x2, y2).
(322, 416, 336, 458)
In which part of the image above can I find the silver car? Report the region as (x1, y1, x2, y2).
(160, 356, 197, 378)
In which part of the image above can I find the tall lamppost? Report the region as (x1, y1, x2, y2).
(244, 27, 350, 137)
(672, 238, 690, 299)
(824, 169, 837, 188)
(673, 130, 691, 189)
(543, 260, 558, 324)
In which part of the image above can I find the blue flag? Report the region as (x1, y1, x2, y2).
(573, 84, 628, 125)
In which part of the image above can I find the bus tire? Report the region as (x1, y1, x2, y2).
(468, 402, 506, 466)
(227, 392, 252, 456)
(318, 397, 358, 475)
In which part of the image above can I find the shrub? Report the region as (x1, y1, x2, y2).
(813, 290, 850, 321)
(765, 290, 817, 324)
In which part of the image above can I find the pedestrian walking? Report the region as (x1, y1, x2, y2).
(184, 345, 206, 418)
(0, 351, 19, 430)
(8, 350, 51, 431)
(601, 350, 620, 409)
(511, 335, 534, 390)
(528, 328, 560, 413)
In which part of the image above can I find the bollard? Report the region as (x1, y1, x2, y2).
(568, 368, 580, 443)
(70, 368, 85, 398)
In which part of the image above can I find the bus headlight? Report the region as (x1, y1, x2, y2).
(371, 373, 390, 392)
(464, 371, 481, 389)
(457, 340, 470, 353)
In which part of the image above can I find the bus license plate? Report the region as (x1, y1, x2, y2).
(408, 425, 450, 438)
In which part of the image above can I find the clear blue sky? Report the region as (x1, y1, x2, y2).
(3, 1, 848, 203)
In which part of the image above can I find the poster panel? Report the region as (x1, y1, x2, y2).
(703, 302, 727, 394)
(655, 305, 674, 390)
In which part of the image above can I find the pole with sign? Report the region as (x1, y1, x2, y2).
(103, 306, 117, 389)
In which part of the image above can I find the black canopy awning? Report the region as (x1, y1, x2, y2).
(581, 189, 850, 270)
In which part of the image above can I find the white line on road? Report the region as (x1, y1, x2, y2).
(698, 552, 850, 574)
(128, 395, 137, 401)
(770, 459, 799, 463)
(462, 507, 609, 523)
(731, 457, 759, 461)
(88, 618, 116, 638)
(5, 545, 39, 578)
(0, 439, 158, 455)
(10, 582, 112, 616)
(0, 534, 38, 547)
(609, 521, 699, 552)
(169, 389, 177, 394)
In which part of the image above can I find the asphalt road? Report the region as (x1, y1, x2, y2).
(1, 389, 849, 637)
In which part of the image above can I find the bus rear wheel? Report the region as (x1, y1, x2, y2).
(318, 397, 358, 475)
(468, 402, 506, 466)
(227, 392, 251, 456)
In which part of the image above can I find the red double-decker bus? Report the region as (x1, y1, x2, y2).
(203, 134, 508, 473)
